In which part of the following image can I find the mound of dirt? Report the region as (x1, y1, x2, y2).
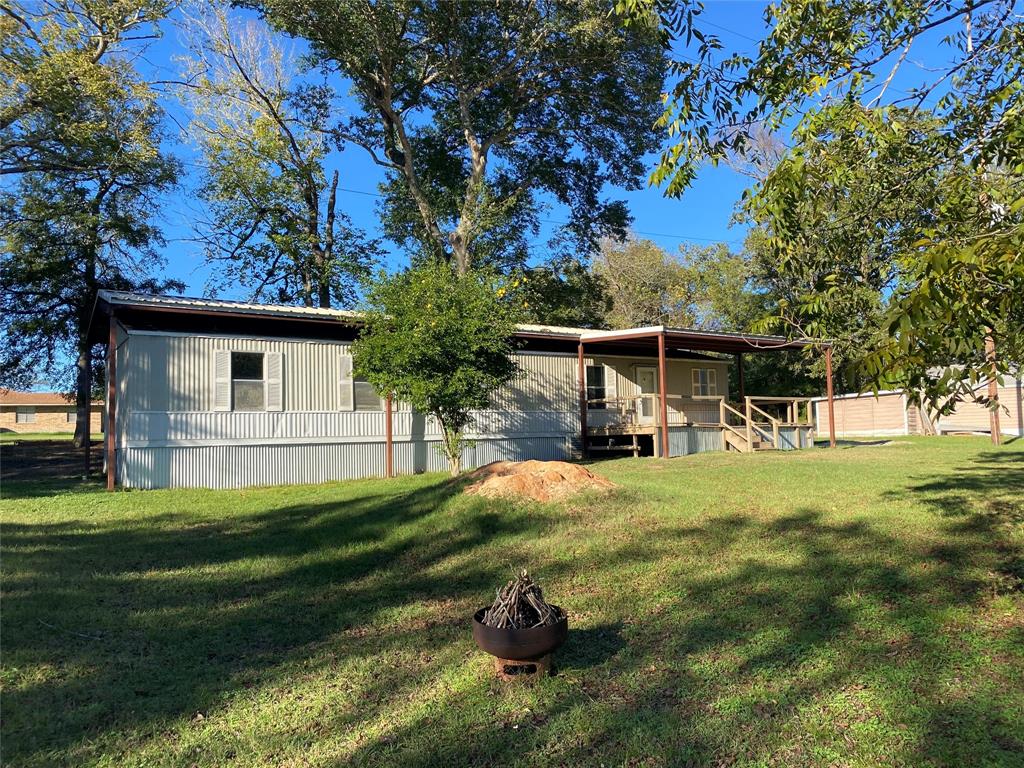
(464, 460, 616, 503)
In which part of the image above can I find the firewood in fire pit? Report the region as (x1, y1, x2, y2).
(482, 570, 563, 629)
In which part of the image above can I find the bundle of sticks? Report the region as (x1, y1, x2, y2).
(482, 570, 562, 629)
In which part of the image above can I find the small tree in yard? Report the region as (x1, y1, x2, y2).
(352, 261, 522, 476)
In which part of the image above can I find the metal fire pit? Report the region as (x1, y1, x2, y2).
(471, 607, 568, 661)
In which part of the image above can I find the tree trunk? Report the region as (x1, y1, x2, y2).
(73, 339, 92, 450)
(318, 170, 339, 309)
(985, 331, 1001, 445)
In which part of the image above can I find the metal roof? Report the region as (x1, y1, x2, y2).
(95, 291, 828, 351)
(581, 325, 828, 353)
(97, 290, 364, 323)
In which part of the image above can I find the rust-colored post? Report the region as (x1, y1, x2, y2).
(577, 341, 587, 458)
(385, 394, 394, 477)
(106, 316, 116, 491)
(824, 346, 836, 448)
(658, 331, 669, 458)
(736, 353, 745, 401)
(985, 333, 1001, 445)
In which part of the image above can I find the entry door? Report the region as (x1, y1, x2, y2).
(636, 366, 659, 423)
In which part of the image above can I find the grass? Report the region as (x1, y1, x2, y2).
(0, 432, 101, 443)
(2, 436, 1022, 767)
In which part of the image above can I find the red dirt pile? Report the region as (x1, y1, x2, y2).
(464, 460, 616, 503)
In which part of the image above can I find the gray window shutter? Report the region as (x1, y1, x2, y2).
(339, 353, 354, 411)
(213, 349, 231, 411)
(265, 351, 283, 411)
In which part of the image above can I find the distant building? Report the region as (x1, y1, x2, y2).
(0, 391, 103, 434)
(813, 377, 1023, 438)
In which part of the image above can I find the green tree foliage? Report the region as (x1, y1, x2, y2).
(0, 0, 179, 447)
(593, 235, 695, 328)
(352, 262, 522, 475)
(0, 0, 170, 176)
(243, 0, 666, 280)
(745, 104, 1022, 409)
(619, 0, 1023, 412)
(178, 6, 379, 308)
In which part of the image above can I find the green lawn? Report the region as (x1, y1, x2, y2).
(0, 432, 101, 443)
(2, 437, 1022, 767)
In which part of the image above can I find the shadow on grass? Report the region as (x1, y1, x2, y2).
(4, 448, 1024, 767)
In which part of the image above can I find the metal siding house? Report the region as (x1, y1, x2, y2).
(90, 291, 827, 490)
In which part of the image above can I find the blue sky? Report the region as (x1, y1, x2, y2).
(144, 1, 959, 300)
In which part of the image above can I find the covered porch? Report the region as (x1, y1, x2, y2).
(575, 326, 835, 458)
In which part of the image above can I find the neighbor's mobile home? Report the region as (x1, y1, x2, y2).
(814, 379, 1023, 438)
(90, 291, 827, 489)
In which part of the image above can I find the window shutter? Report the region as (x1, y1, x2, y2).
(265, 351, 283, 411)
(605, 364, 616, 402)
(708, 369, 718, 396)
(213, 349, 231, 411)
(339, 353, 354, 411)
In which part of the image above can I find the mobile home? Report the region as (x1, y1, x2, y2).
(90, 291, 828, 489)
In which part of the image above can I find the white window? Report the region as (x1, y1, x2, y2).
(338, 354, 382, 411)
(66, 410, 77, 423)
(16, 406, 35, 423)
(354, 377, 383, 411)
(586, 365, 607, 409)
(232, 352, 266, 411)
(692, 368, 718, 397)
(213, 349, 283, 412)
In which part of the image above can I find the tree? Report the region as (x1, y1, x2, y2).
(744, 104, 1022, 408)
(0, 0, 169, 176)
(0, 0, 179, 452)
(178, 5, 379, 307)
(352, 261, 521, 475)
(619, 0, 1024, 412)
(593, 235, 694, 328)
(244, 0, 666, 276)
(1, 160, 180, 448)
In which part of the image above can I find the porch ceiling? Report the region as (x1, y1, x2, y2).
(579, 325, 830, 355)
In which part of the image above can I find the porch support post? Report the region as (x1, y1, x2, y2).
(105, 315, 116, 491)
(824, 345, 836, 448)
(736, 353, 745, 401)
(658, 331, 669, 459)
(985, 332, 1001, 445)
(577, 341, 587, 458)
(385, 394, 394, 477)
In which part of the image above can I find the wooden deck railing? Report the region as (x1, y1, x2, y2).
(586, 394, 815, 454)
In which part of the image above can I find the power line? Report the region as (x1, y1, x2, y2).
(332, 186, 742, 245)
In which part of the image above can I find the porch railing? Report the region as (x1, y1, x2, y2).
(585, 394, 815, 453)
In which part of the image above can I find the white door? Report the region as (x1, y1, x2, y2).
(636, 366, 659, 423)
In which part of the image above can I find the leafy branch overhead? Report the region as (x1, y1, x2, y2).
(621, 0, 1023, 412)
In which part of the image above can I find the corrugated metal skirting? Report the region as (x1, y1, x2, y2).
(118, 436, 572, 489)
(667, 426, 723, 457)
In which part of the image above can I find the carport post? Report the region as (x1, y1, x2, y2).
(106, 316, 116, 491)
(385, 394, 394, 477)
(824, 345, 836, 448)
(577, 341, 587, 458)
(736, 353, 745, 401)
(658, 331, 669, 459)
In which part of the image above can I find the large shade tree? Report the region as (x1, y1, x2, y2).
(178, 6, 379, 308)
(0, 0, 179, 452)
(243, 0, 667, 276)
